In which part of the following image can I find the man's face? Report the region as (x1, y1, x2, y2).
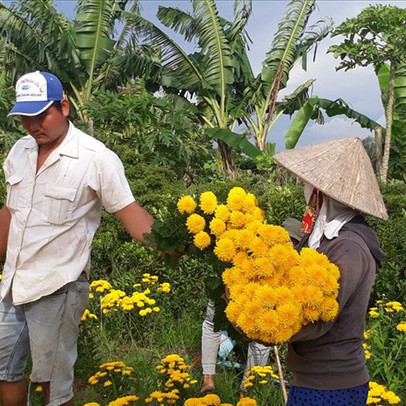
(20, 99, 69, 148)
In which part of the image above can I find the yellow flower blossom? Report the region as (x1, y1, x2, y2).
(89, 280, 112, 293)
(81, 309, 98, 321)
(209, 218, 226, 237)
(229, 211, 246, 228)
(107, 396, 139, 406)
(236, 398, 258, 406)
(200, 191, 218, 214)
(215, 204, 230, 222)
(367, 381, 401, 405)
(214, 238, 236, 262)
(194, 231, 211, 250)
(177, 196, 197, 214)
(396, 322, 406, 332)
(227, 187, 247, 211)
(186, 214, 206, 234)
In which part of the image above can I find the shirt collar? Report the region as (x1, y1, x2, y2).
(56, 121, 79, 158)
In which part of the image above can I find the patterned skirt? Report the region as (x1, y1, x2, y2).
(286, 384, 369, 406)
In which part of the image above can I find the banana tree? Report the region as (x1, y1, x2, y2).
(205, 0, 381, 155)
(242, 0, 332, 151)
(329, 4, 406, 182)
(123, 0, 337, 175)
(0, 0, 141, 126)
(378, 64, 406, 181)
(120, 0, 256, 177)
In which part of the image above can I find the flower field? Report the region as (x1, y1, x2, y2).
(28, 184, 405, 405)
(2, 179, 404, 406)
(30, 277, 405, 406)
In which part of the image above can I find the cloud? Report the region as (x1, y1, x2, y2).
(297, 116, 374, 148)
(247, 0, 395, 124)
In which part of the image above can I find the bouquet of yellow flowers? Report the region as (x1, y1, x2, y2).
(149, 187, 340, 344)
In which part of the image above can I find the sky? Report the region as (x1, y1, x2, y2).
(18, 1, 406, 149)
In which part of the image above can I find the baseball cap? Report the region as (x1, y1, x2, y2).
(8, 71, 64, 117)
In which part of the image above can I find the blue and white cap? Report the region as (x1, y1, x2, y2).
(8, 71, 64, 117)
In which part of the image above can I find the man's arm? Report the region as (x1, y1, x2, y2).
(0, 206, 11, 259)
(114, 202, 154, 245)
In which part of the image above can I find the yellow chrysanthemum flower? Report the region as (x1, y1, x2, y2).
(232, 251, 248, 266)
(225, 300, 245, 323)
(305, 265, 329, 287)
(256, 309, 280, 335)
(215, 204, 230, 222)
(269, 243, 297, 272)
(277, 303, 302, 328)
(229, 211, 246, 228)
(273, 326, 296, 344)
(245, 220, 262, 234)
(236, 396, 258, 406)
(249, 237, 269, 257)
(233, 229, 255, 250)
(194, 231, 211, 250)
(214, 238, 236, 262)
(228, 283, 247, 300)
(253, 257, 275, 278)
(222, 267, 247, 287)
(258, 224, 290, 247)
(236, 312, 256, 334)
(200, 191, 218, 214)
(227, 187, 246, 211)
(252, 207, 265, 222)
(242, 193, 258, 214)
(186, 214, 206, 234)
(177, 196, 197, 214)
(396, 322, 406, 332)
(209, 218, 226, 237)
(303, 305, 320, 323)
(244, 300, 263, 320)
(202, 394, 221, 405)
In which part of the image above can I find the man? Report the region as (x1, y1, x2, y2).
(0, 71, 154, 406)
(274, 137, 387, 406)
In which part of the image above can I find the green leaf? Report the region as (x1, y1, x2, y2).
(75, 0, 117, 99)
(284, 96, 383, 149)
(192, 0, 235, 97)
(206, 127, 262, 160)
(284, 98, 315, 149)
(261, 0, 317, 91)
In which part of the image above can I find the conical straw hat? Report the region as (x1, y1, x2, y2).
(274, 137, 388, 220)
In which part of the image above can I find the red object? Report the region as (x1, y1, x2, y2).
(301, 188, 323, 234)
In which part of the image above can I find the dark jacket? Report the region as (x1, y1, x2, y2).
(286, 216, 385, 390)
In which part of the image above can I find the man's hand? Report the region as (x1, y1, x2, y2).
(0, 206, 11, 259)
(114, 202, 154, 245)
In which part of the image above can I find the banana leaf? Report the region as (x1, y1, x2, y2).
(206, 128, 262, 160)
(285, 96, 383, 149)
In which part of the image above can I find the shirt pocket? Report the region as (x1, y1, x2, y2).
(44, 184, 77, 225)
(5, 174, 24, 211)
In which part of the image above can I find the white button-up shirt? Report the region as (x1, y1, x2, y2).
(1, 122, 135, 305)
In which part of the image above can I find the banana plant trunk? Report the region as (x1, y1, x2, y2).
(374, 126, 383, 179)
(218, 140, 237, 179)
(380, 61, 396, 183)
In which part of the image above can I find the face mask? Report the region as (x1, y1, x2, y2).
(304, 183, 314, 204)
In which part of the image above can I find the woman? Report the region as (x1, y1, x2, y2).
(274, 137, 387, 406)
